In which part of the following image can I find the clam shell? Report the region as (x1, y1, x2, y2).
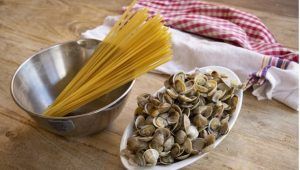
(127, 137, 148, 151)
(183, 138, 193, 154)
(174, 79, 186, 93)
(153, 117, 168, 128)
(223, 86, 235, 100)
(171, 104, 182, 115)
(219, 116, 229, 135)
(136, 151, 146, 166)
(205, 134, 216, 146)
(166, 88, 179, 99)
(219, 121, 229, 135)
(199, 96, 206, 105)
(172, 115, 183, 132)
(222, 102, 230, 110)
(192, 114, 208, 128)
(167, 111, 180, 125)
(143, 149, 159, 165)
(199, 92, 208, 97)
(121, 148, 133, 160)
(121, 148, 132, 155)
(180, 102, 194, 109)
(159, 113, 169, 120)
(159, 151, 171, 157)
(138, 136, 153, 142)
(193, 105, 212, 118)
(170, 143, 184, 158)
(155, 128, 171, 139)
(183, 80, 194, 95)
(183, 114, 191, 132)
(194, 84, 208, 93)
(229, 95, 238, 111)
(163, 93, 173, 104)
(190, 98, 200, 110)
(182, 108, 191, 117)
(178, 95, 197, 103)
(159, 155, 174, 165)
(206, 80, 217, 96)
(173, 71, 186, 83)
(175, 153, 191, 160)
(144, 116, 154, 125)
(199, 129, 208, 138)
(192, 138, 206, 151)
(137, 93, 150, 108)
(164, 136, 175, 152)
(164, 79, 172, 89)
(150, 109, 160, 117)
(152, 133, 165, 146)
(144, 103, 153, 115)
(213, 104, 224, 118)
(221, 77, 233, 89)
(204, 105, 213, 117)
(209, 117, 221, 132)
(139, 125, 155, 137)
(149, 96, 161, 106)
(194, 73, 207, 86)
(135, 115, 145, 129)
(157, 91, 165, 103)
(149, 142, 164, 153)
(134, 107, 144, 116)
(175, 130, 187, 145)
(211, 70, 220, 78)
(217, 82, 230, 92)
(212, 90, 225, 102)
(186, 125, 199, 140)
(158, 103, 171, 113)
(128, 157, 138, 167)
(186, 73, 195, 80)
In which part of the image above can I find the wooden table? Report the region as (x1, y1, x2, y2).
(0, 0, 298, 169)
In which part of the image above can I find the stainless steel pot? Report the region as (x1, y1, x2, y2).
(11, 39, 134, 137)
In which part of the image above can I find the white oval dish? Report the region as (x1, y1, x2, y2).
(120, 66, 243, 170)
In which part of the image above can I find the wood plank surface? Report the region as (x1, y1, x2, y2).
(0, 0, 298, 169)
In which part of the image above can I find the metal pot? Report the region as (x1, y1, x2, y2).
(11, 39, 134, 137)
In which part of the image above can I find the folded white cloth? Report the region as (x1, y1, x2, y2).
(82, 16, 299, 110)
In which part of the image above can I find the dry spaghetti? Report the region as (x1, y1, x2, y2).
(43, 1, 172, 117)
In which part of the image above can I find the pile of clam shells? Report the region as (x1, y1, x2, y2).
(121, 70, 243, 167)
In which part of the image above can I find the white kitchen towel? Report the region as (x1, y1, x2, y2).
(82, 16, 299, 110)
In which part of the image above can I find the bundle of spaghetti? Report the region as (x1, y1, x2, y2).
(43, 1, 172, 117)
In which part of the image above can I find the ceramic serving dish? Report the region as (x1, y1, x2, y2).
(120, 66, 243, 170)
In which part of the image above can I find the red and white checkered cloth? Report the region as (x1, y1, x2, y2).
(132, 0, 299, 90)
(133, 0, 298, 63)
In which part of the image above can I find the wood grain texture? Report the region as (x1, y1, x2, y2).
(0, 0, 298, 170)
